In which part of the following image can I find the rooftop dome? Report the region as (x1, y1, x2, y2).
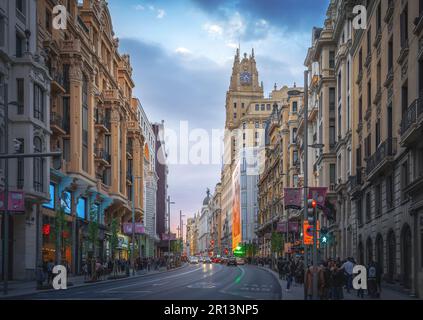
(202, 188, 211, 206)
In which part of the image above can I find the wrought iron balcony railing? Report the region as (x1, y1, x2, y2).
(366, 137, 397, 176)
(401, 97, 423, 136)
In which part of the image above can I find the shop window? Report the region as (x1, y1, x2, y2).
(77, 197, 87, 220)
(43, 183, 56, 210)
(61, 191, 72, 214)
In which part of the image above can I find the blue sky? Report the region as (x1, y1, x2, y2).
(107, 0, 329, 232)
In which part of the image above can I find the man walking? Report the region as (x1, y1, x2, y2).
(342, 257, 355, 293)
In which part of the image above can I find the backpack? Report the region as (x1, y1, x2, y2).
(368, 266, 376, 279)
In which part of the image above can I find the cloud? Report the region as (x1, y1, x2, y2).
(191, 0, 329, 40)
(203, 23, 224, 37)
(175, 47, 192, 55)
(135, 4, 145, 11)
(157, 8, 166, 19)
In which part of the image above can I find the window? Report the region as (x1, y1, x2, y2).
(16, 0, 25, 14)
(329, 87, 336, 111)
(402, 81, 408, 115)
(359, 48, 363, 73)
(359, 96, 363, 122)
(376, 2, 382, 33)
(233, 112, 237, 119)
(386, 174, 394, 209)
(17, 79, 24, 114)
(293, 150, 298, 164)
(63, 139, 70, 162)
(357, 198, 363, 226)
(400, 4, 409, 49)
(16, 138, 24, 189)
(418, 148, 423, 177)
(266, 104, 271, 111)
(255, 104, 259, 111)
(34, 84, 44, 121)
(401, 161, 409, 201)
(419, 60, 423, 96)
(367, 27, 372, 57)
(292, 101, 298, 113)
(330, 164, 336, 185)
(261, 104, 265, 111)
(338, 71, 342, 101)
(82, 76, 88, 172)
(375, 119, 381, 147)
(0, 16, 5, 47)
(357, 145, 362, 168)
(33, 137, 44, 192)
(16, 33, 23, 57)
(234, 102, 237, 109)
(377, 61, 381, 90)
(77, 197, 87, 219)
(46, 9, 52, 33)
(329, 120, 336, 147)
(292, 128, 298, 143)
(63, 64, 70, 93)
(367, 80, 372, 109)
(366, 192, 371, 222)
(365, 134, 372, 158)
(43, 183, 56, 210)
(255, 121, 259, 129)
(375, 184, 382, 216)
(329, 51, 335, 69)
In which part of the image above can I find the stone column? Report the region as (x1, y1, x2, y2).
(110, 107, 120, 194)
(88, 73, 96, 178)
(69, 61, 83, 173)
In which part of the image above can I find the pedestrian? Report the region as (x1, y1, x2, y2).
(277, 258, 284, 280)
(35, 264, 46, 289)
(47, 259, 54, 284)
(342, 257, 355, 293)
(286, 259, 295, 292)
(367, 261, 378, 298)
(304, 265, 313, 300)
(82, 262, 88, 280)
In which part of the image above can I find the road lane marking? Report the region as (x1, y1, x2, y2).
(101, 266, 204, 292)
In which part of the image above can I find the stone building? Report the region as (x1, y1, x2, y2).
(36, 0, 144, 275)
(0, 0, 51, 280)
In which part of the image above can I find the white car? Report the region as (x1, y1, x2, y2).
(236, 257, 245, 265)
(189, 257, 199, 264)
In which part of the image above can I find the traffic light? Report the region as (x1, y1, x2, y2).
(307, 199, 317, 225)
(320, 227, 330, 246)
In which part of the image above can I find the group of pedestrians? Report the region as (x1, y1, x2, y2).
(35, 259, 71, 288)
(276, 256, 383, 300)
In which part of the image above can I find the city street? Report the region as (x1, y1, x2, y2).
(15, 264, 281, 300)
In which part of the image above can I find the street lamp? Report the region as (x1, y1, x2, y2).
(166, 196, 175, 258)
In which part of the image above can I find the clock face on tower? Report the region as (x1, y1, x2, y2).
(240, 72, 252, 85)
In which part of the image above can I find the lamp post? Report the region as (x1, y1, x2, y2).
(166, 196, 175, 256)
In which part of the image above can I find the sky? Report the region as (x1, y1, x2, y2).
(107, 0, 329, 234)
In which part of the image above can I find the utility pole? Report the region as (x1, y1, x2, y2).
(303, 70, 309, 300)
(166, 196, 175, 255)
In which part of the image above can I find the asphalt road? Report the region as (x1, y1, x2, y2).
(16, 264, 282, 300)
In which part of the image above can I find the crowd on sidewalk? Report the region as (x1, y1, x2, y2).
(274, 256, 383, 300)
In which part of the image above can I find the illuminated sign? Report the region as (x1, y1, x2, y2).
(232, 160, 241, 252)
(303, 220, 320, 246)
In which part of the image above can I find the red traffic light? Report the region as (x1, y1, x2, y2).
(311, 199, 317, 208)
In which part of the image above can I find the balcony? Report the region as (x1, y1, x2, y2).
(366, 138, 397, 180)
(373, 87, 382, 105)
(127, 141, 133, 158)
(397, 40, 409, 65)
(95, 148, 111, 166)
(373, 29, 382, 49)
(348, 168, 363, 199)
(50, 112, 67, 135)
(384, 68, 394, 88)
(364, 54, 372, 70)
(400, 98, 423, 147)
(51, 72, 66, 94)
(95, 113, 110, 133)
(126, 171, 133, 182)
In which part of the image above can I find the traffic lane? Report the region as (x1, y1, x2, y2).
(16, 264, 204, 300)
(142, 263, 244, 300)
(222, 265, 281, 300)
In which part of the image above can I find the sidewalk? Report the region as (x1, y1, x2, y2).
(0, 265, 186, 299)
(259, 265, 419, 300)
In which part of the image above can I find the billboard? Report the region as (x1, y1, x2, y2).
(232, 160, 241, 252)
(123, 223, 146, 235)
(0, 191, 25, 212)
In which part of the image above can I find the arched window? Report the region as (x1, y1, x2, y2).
(366, 237, 373, 265)
(401, 224, 412, 289)
(358, 241, 364, 265)
(33, 136, 43, 192)
(387, 229, 396, 282)
(375, 234, 384, 271)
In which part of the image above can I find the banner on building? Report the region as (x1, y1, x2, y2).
(123, 223, 146, 235)
(308, 187, 328, 209)
(283, 188, 302, 210)
(162, 233, 176, 241)
(0, 191, 25, 212)
(232, 160, 241, 252)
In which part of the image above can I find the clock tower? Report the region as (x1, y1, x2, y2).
(225, 48, 264, 130)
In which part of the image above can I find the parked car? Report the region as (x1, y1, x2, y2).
(189, 257, 199, 264)
(227, 257, 237, 266)
(213, 257, 221, 264)
(235, 257, 245, 265)
(220, 257, 228, 265)
(204, 257, 212, 264)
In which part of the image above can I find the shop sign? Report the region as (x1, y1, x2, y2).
(123, 223, 145, 235)
(0, 191, 25, 212)
(284, 188, 302, 210)
(117, 234, 129, 249)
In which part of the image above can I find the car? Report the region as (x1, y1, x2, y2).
(227, 257, 237, 266)
(189, 257, 199, 264)
(220, 257, 228, 265)
(204, 257, 212, 264)
(213, 257, 221, 264)
(235, 257, 245, 265)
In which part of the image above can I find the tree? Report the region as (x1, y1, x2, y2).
(88, 206, 99, 280)
(55, 204, 70, 265)
(110, 218, 119, 275)
(271, 232, 284, 255)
